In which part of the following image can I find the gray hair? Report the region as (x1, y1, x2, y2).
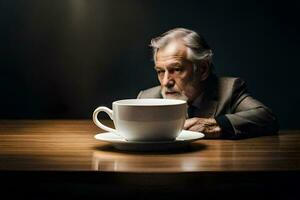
(150, 28, 213, 68)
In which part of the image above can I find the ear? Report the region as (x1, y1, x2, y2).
(197, 61, 210, 81)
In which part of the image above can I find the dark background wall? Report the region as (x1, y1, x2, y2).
(0, 0, 299, 129)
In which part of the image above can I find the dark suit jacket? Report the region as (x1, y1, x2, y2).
(137, 74, 279, 139)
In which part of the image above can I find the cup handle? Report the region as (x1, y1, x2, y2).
(93, 106, 116, 133)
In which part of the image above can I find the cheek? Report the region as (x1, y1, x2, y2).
(177, 73, 192, 87)
(158, 76, 163, 84)
(174, 77, 190, 90)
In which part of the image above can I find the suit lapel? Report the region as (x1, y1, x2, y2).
(194, 98, 218, 117)
(193, 74, 219, 118)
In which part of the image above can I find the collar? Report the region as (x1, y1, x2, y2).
(187, 74, 219, 117)
(189, 92, 204, 110)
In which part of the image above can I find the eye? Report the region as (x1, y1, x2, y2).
(174, 67, 183, 72)
(156, 70, 165, 75)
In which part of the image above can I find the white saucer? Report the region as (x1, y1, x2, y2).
(94, 130, 205, 151)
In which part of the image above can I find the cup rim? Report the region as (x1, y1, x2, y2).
(113, 98, 187, 106)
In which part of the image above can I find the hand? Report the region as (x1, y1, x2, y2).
(184, 117, 222, 138)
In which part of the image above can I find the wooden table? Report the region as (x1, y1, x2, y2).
(0, 120, 299, 199)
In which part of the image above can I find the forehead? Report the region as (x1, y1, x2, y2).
(155, 41, 188, 67)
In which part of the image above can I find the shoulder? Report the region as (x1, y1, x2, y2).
(217, 76, 247, 92)
(137, 86, 162, 99)
(218, 76, 246, 86)
(214, 76, 248, 102)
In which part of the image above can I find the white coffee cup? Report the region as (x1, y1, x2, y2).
(93, 99, 187, 141)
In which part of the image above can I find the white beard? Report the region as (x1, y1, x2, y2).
(161, 88, 189, 102)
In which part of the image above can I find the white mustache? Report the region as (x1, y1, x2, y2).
(163, 88, 180, 93)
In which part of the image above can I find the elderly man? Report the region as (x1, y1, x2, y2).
(137, 28, 278, 139)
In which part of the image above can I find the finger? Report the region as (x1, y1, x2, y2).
(184, 118, 199, 129)
(207, 126, 221, 134)
(187, 124, 204, 132)
(203, 127, 222, 138)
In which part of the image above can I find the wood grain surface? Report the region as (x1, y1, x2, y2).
(0, 120, 299, 172)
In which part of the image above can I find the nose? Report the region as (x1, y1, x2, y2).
(162, 71, 175, 88)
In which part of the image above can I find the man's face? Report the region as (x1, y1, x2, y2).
(155, 41, 200, 102)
